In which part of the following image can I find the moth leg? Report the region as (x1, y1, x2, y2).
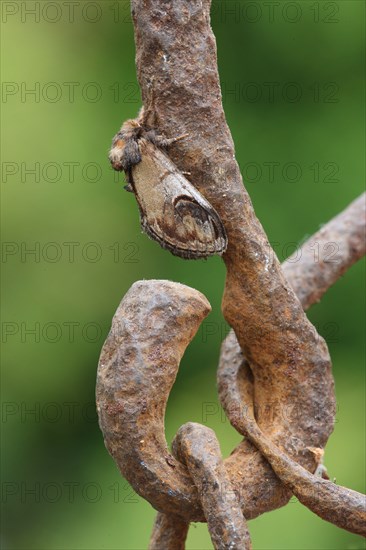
(140, 78, 189, 147)
(161, 133, 189, 147)
(145, 130, 189, 148)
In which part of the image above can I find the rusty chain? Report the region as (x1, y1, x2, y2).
(96, 0, 366, 546)
(96, 194, 365, 549)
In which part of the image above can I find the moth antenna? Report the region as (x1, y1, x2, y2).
(162, 133, 189, 146)
(137, 106, 146, 126)
(148, 133, 189, 148)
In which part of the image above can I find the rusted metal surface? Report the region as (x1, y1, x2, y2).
(130, 0, 336, 517)
(219, 193, 366, 518)
(217, 357, 366, 536)
(96, 280, 210, 521)
(172, 423, 251, 549)
(96, 200, 366, 526)
(98, 0, 366, 543)
(284, 192, 366, 310)
(149, 512, 189, 550)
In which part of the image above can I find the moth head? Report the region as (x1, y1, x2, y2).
(109, 138, 127, 171)
(109, 135, 142, 172)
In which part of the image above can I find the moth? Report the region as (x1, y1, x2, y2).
(109, 107, 228, 259)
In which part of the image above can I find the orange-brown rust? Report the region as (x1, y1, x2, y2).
(99, 0, 366, 538)
(131, 0, 335, 517)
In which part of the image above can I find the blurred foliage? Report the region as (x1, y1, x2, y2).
(1, 1, 365, 549)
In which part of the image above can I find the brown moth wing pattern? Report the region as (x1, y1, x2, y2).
(129, 139, 227, 259)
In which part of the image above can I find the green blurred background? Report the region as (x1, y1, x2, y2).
(1, 0, 365, 548)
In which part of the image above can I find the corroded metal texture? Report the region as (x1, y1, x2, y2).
(219, 193, 366, 517)
(96, 206, 365, 525)
(96, 205, 366, 535)
(96, 280, 211, 520)
(217, 358, 366, 536)
(172, 423, 251, 549)
(99, 0, 366, 540)
(130, 0, 336, 517)
(149, 512, 189, 550)
(284, 192, 366, 309)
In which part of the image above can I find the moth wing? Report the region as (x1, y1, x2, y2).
(130, 140, 227, 259)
